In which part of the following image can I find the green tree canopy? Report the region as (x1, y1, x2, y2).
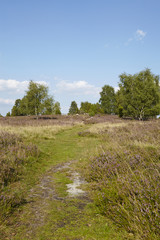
(89, 103, 104, 115)
(6, 112, 11, 117)
(19, 96, 28, 116)
(80, 101, 103, 116)
(99, 85, 116, 114)
(80, 102, 92, 114)
(26, 81, 51, 115)
(11, 81, 55, 116)
(117, 69, 160, 120)
(68, 101, 79, 115)
(42, 97, 55, 115)
(53, 102, 61, 115)
(11, 99, 22, 116)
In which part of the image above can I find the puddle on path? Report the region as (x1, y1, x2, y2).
(56, 162, 86, 197)
(66, 172, 85, 197)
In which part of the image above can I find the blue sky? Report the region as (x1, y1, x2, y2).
(0, 0, 160, 115)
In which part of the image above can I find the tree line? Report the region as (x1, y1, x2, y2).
(4, 69, 160, 120)
(69, 69, 160, 120)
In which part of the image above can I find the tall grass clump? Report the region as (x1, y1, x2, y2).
(0, 131, 39, 218)
(87, 120, 160, 239)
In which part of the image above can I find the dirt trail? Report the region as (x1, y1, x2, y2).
(9, 161, 89, 239)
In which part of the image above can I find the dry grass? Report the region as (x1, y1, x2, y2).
(0, 115, 85, 127)
(0, 114, 126, 139)
(87, 119, 160, 239)
(88, 122, 129, 134)
(0, 115, 87, 139)
(0, 125, 75, 139)
(0, 131, 39, 218)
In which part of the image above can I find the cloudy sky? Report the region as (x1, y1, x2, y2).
(0, 0, 160, 115)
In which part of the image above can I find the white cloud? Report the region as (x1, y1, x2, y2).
(35, 81, 48, 86)
(0, 80, 28, 92)
(0, 98, 15, 105)
(56, 80, 101, 96)
(0, 79, 48, 93)
(136, 29, 147, 41)
(125, 29, 147, 45)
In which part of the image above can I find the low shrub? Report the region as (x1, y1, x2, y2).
(0, 131, 39, 218)
(88, 150, 160, 239)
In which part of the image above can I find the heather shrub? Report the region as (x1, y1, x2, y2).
(0, 131, 39, 217)
(88, 150, 160, 239)
(0, 186, 27, 216)
(87, 121, 160, 239)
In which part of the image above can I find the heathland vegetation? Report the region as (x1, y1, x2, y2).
(0, 69, 160, 239)
(0, 115, 160, 239)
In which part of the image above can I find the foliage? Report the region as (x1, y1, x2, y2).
(11, 96, 29, 116)
(11, 99, 22, 116)
(118, 105, 123, 118)
(80, 101, 103, 116)
(117, 69, 160, 120)
(6, 112, 11, 117)
(68, 101, 79, 114)
(80, 101, 92, 114)
(53, 101, 61, 115)
(42, 96, 55, 115)
(89, 103, 104, 116)
(19, 96, 28, 116)
(26, 81, 54, 115)
(11, 81, 55, 116)
(99, 85, 116, 114)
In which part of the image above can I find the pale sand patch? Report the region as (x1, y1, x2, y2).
(66, 172, 85, 197)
